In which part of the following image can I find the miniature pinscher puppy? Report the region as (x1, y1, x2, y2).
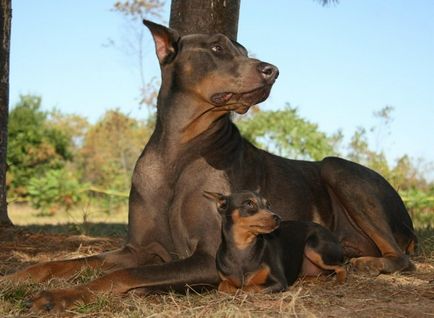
(204, 190, 346, 294)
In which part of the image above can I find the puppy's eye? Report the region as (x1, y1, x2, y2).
(266, 202, 271, 209)
(244, 200, 256, 209)
(211, 44, 223, 53)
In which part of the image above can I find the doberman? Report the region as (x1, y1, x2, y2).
(205, 190, 346, 294)
(2, 20, 416, 312)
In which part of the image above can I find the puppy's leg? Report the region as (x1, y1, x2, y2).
(300, 225, 347, 283)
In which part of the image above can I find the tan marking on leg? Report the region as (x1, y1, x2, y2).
(3, 256, 103, 283)
(350, 254, 411, 274)
(304, 247, 346, 283)
(334, 267, 347, 284)
(245, 264, 270, 287)
(406, 239, 417, 255)
(218, 280, 239, 294)
(243, 284, 265, 293)
(325, 183, 410, 273)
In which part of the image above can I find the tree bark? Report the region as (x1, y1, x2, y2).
(0, 0, 12, 226)
(169, 0, 240, 41)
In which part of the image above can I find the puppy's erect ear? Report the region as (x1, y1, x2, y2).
(143, 19, 180, 65)
(254, 185, 261, 194)
(203, 191, 228, 213)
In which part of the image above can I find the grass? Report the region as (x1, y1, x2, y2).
(0, 277, 316, 317)
(8, 203, 128, 236)
(1, 204, 434, 317)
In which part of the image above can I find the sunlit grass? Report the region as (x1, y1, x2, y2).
(8, 203, 128, 237)
(9, 203, 128, 225)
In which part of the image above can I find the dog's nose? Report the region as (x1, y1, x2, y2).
(257, 62, 279, 84)
(272, 214, 281, 224)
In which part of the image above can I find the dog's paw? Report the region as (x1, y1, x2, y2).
(350, 255, 411, 275)
(350, 256, 383, 276)
(28, 287, 90, 312)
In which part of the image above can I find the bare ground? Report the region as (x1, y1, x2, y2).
(1, 226, 433, 317)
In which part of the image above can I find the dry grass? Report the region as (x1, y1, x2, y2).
(1, 205, 434, 317)
(8, 203, 128, 237)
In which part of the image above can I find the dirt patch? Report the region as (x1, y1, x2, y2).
(1, 226, 433, 317)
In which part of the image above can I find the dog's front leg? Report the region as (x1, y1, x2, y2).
(28, 250, 218, 312)
(2, 246, 139, 283)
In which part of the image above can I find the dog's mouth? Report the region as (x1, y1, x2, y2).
(210, 85, 272, 113)
(249, 222, 279, 234)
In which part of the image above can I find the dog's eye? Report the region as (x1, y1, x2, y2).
(244, 200, 256, 209)
(266, 202, 271, 209)
(211, 44, 223, 53)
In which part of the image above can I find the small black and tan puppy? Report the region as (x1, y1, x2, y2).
(204, 190, 346, 294)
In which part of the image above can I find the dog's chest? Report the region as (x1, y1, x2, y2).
(222, 263, 271, 289)
(166, 158, 230, 258)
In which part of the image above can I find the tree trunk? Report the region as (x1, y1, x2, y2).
(169, 0, 240, 41)
(0, 0, 12, 226)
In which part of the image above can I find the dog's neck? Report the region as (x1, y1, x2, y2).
(221, 220, 263, 254)
(152, 86, 244, 168)
(158, 91, 223, 142)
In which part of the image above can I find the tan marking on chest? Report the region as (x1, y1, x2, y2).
(231, 209, 256, 249)
(245, 264, 270, 287)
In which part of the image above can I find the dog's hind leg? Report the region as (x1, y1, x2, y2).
(302, 246, 347, 283)
(320, 157, 416, 274)
(1, 243, 164, 283)
(1, 247, 131, 283)
(302, 227, 347, 283)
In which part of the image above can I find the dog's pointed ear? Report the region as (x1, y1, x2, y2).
(203, 191, 228, 213)
(143, 19, 180, 65)
(255, 185, 261, 194)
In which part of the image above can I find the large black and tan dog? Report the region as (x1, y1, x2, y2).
(4, 20, 416, 311)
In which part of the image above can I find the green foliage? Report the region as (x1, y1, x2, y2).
(80, 109, 152, 189)
(27, 169, 87, 215)
(236, 105, 342, 161)
(401, 188, 434, 228)
(7, 95, 73, 197)
(48, 109, 90, 151)
(6, 96, 155, 215)
(78, 109, 153, 212)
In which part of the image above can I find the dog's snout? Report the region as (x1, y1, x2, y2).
(257, 63, 279, 84)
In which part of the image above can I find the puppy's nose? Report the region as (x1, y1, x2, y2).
(257, 62, 279, 84)
(272, 214, 281, 225)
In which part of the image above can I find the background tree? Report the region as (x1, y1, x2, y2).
(0, 0, 12, 226)
(170, 0, 240, 40)
(7, 95, 73, 199)
(79, 110, 153, 194)
(237, 105, 342, 160)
